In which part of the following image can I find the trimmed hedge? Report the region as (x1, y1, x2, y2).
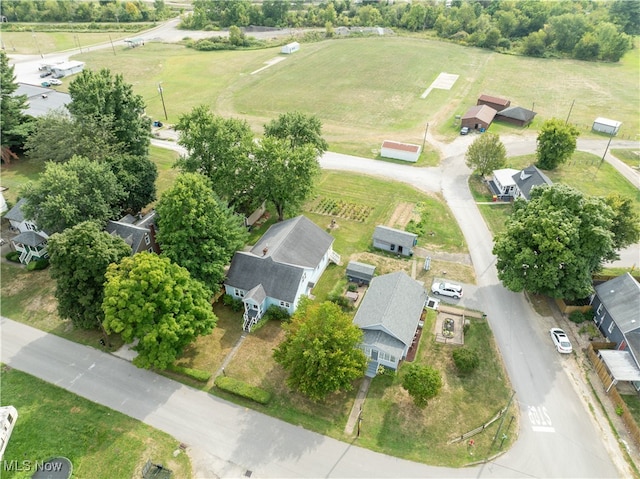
(27, 258, 50, 271)
(6, 251, 21, 262)
(168, 364, 212, 383)
(214, 376, 271, 405)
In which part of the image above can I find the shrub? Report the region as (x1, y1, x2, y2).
(214, 376, 271, 405)
(328, 293, 353, 312)
(347, 282, 358, 292)
(452, 347, 480, 373)
(28, 258, 50, 270)
(615, 405, 624, 416)
(222, 294, 244, 312)
(168, 364, 212, 382)
(263, 305, 290, 322)
(579, 323, 600, 339)
(6, 251, 21, 263)
(569, 310, 590, 324)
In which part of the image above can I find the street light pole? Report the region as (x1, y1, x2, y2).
(421, 122, 429, 154)
(32, 29, 43, 59)
(158, 83, 168, 121)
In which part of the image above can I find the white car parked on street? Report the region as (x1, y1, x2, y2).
(550, 328, 573, 354)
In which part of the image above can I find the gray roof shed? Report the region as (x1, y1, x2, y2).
(346, 261, 376, 281)
(373, 225, 417, 248)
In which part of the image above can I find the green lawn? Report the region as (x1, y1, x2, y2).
(611, 148, 640, 171)
(63, 35, 639, 157)
(1, 366, 192, 479)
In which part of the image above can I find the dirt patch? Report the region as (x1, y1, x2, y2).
(387, 202, 419, 229)
(349, 252, 412, 276)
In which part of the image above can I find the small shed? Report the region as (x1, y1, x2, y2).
(380, 140, 421, 162)
(281, 42, 300, 54)
(461, 105, 497, 131)
(592, 117, 622, 136)
(346, 261, 376, 285)
(51, 61, 84, 79)
(477, 94, 511, 112)
(495, 106, 537, 127)
(373, 225, 417, 257)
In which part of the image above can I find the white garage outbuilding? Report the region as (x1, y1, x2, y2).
(51, 60, 84, 78)
(380, 140, 421, 162)
(281, 42, 300, 54)
(592, 117, 622, 135)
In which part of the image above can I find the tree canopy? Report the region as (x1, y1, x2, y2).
(109, 153, 158, 215)
(68, 68, 151, 157)
(254, 136, 320, 221)
(102, 253, 217, 370)
(273, 299, 367, 401)
(21, 155, 125, 234)
(464, 133, 507, 176)
(48, 221, 131, 330)
(604, 194, 640, 251)
(402, 364, 442, 408)
(175, 106, 256, 212)
(264, 111, 329, 156)
(536, 119, 580, 170)
(493, 184, 616, 300)
(155, 173, 247, 293)
(25, 112, 124, 164)
(0, 51, 31, 153)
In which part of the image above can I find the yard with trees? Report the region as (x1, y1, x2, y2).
(102, 253, 217, 370)
(47, 221, 131, 330)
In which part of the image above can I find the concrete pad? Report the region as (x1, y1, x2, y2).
(421, 72, 459, 99)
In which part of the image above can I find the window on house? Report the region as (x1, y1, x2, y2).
(26, 223, 36, 231)
(145, 234, 151, 245)
(390, 244, 395, 251)
(252, 304, 258, 310)
(147, 247, 154, 253)
(596, 303, 603, 315)
(608, 321, 615, 334)
(234, 289, 245, 298)
(280, 301, 290, 308)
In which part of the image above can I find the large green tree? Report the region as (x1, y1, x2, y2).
(493, 184, 616, 300)
(109, 153, 158, 215)
(263, 111, 329, 155)
(536, 119, 580, 170)
(175, 106, 257, 211)
(48, 221, 131, 330)
(464, 133, 507, 176)
(273, 299, 367, 401)
(25, 112, 124, 164)
(0, 51, 30, 154)
(605, 194, 640, 252)
(21, 155, 125, 233)
(156, 173, 247, 292)
(102, 253, 217, 369)
(254, 136, 320, 221)
(68, 68, 151, 157)
(402, 364, 442, 408)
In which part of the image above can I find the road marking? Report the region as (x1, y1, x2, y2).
(528, 405, 555, 433)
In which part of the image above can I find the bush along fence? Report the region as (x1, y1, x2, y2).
(586, 342, 640, 451)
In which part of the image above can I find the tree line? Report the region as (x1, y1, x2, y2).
(182, 0, 637, 63)
(0, 0, 173, 23)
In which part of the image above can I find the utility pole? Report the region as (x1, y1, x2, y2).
(158, 83, 168, 121)
(565, 99, 575, 125)
(109, 35, 116, 56)
(32, 29, 43, 59)
(421, 123, 429, 153)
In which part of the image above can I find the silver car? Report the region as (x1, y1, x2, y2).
(431, 281, 463, 299)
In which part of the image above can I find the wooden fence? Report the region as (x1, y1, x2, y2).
(586, 343, 640, 450)
(448, 405, 508, 444)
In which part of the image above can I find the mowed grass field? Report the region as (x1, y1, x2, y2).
(1, 366, 192, 479)
(65, 36, 640, 158)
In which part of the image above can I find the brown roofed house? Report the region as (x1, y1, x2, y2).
(477, 94, 511, 112)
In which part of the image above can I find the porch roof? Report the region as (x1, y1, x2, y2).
(599, 349, 640, 382)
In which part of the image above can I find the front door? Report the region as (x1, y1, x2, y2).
(371, 350, 378, 360)
(398, 245, 403, 254)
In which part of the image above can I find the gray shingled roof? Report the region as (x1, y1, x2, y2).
(106, 211, 156, 253)
(361, 329, 405, 359)
(373, 225, 417, 248)
(595, 273, 640, 334)
(16, 83, 71, 118)
(512, 165, 552, 200)
(246, 284, 267, 304)
(4, 198, 27, 223)
(346, 261, 376, 279)
(497, 106, 536, 122)
(225, 253, 303, 303)
(354, 271, 427, 348)
(12, 230, 47, 247)
(251, 216, 333, 268)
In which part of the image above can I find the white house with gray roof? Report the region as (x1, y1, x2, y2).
(4, 198, 49, 264)
(373, 225, 417, 256)
(353, 271, 427, 377)
(512, 165, 552, 201)
(224, 216, 340, 331)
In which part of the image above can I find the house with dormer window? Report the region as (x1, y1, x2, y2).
(489, 165, 553, 202)
(224, 216, 340, 332)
